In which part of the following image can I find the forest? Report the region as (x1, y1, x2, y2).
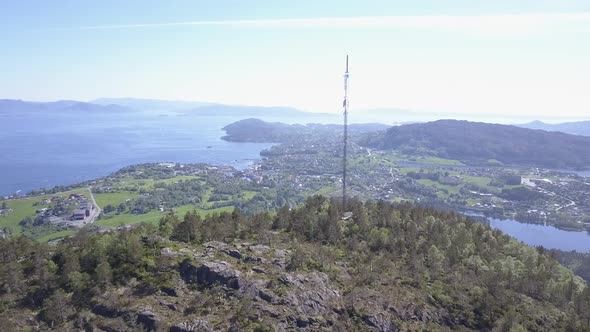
(1, 197, 589, 331)
(361, 120, 590, 169)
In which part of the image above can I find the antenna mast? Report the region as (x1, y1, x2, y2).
(342, 55, 349, 210)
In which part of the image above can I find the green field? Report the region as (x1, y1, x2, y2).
(240, 191, 258, 200)
(395, 155, 464, 166)
(461, 175, 492, 187)
(417, 179, 461, 198)
(94, 192, 140, 208)
(114, 175, 199, 190)
(399, 167, 420, 175)
(95, 205, 234, 228)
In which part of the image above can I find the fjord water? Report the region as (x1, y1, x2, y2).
(0, 110, 284, 196)
(489, 219, 590, 252)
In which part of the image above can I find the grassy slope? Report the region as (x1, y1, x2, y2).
(95, 205, 234, 228)
(94, 192, 140, 208)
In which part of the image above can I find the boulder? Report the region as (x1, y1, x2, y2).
(296, 317, 310, 328)
(180, 260, 269, 299)
(159, 300, 177, 311)
(136, 310, 160, 332)
(196, 261, 241, 289)
(160, 286, 181, 297)
(91, 304, 124, 318)
(227, 249, 242, 259)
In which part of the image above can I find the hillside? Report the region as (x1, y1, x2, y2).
(1, 197, 589, 331)
(518, 120, 590, 137)
(222, 118, 389, 143)
(362, 119, 590, 169)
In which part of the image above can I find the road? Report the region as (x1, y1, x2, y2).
(86, 186, 101, 224)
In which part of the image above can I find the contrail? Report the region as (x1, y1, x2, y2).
(36, 13, 590, 32)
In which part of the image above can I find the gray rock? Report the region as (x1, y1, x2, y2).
(249, 244, 270, 255)
(227, 249, 242, 259)
(159, 300, 177, 311)
(161, 247, 179, 257)
(280, 272, 340, 317)
(259, 289, 280, 304)
(296, 317, 310, 328)
(363, 314, 398, 332)
(256, 304, 280, 318)
(272, 258, 287, 269)
(273, 249, 291, 258)
(244, 256, 267, 264)
(252, 266, 266, 274)
(203, 241, 228, 250)
(170, 319, 213, 332)
(196, 261, 241, 289)
(180, 259, 261, 297)
(136, 310, 160, 332)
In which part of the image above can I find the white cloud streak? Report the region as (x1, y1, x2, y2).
(42, 13, 590, 33)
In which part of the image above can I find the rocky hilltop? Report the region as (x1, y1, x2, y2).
(1, 197, 589, 331)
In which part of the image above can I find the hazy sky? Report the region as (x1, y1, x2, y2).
(1, 0, 590, 119)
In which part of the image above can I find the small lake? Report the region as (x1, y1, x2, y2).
(489, 218, 590, 252)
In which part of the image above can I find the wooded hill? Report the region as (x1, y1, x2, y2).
(1, 197, 589, 331)
(222, 118, 389, 143)
(361, 120, 590, 169)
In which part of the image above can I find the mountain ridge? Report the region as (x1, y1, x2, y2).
(361, 119, 590, 169)
(518, 120, 590, 136)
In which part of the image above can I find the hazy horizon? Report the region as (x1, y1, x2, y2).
(2, 1, 590, 122)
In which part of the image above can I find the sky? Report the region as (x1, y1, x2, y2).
(1, 0, 590, 121)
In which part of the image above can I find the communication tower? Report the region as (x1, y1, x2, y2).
(342, 55, 350, 211)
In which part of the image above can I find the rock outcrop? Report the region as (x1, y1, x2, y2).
(170, 319, 213, 332)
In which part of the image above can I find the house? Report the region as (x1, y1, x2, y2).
(73, 210, 86, 220)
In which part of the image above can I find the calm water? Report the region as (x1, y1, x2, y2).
(0, 110, 337, 196)
(489, 219, 590, 252)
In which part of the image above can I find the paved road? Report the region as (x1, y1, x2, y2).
(86, 186, 101, 224)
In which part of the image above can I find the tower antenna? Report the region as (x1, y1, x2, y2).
(342, 55, 349, 211)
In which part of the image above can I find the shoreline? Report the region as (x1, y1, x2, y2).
(2, 158, 262, 201)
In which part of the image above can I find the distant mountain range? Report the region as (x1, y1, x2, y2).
(91, 97, 218, 111)
(518, 120, 590, 137)
(361, 119, 590, 169)
(93, 98, 311, 117)
(0, 99, 134, 113)
(1, 98, 316, 118)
